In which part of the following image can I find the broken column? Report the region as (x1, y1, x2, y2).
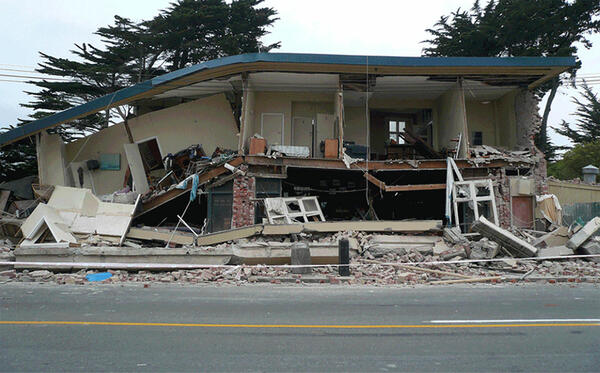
(291, 242, 311, 274)
(231, 164, 256, 229)
(491, 167, 512, 228)
(515, 89, 548, 196)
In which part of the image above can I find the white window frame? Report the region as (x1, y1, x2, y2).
(387, 117, 410, 145)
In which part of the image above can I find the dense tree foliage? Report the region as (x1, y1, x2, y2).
(0, 131, 37, 182)
(422, 0, 600, 159)
(548, 142, 600, 180)
(554, 82, 600, 145)
(20, 0, 279, 142)
(0, 0, 278, 181)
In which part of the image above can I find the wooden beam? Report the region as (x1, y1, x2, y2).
(123, 117, 134, 143)
(364, 173, 386, 190)
(138, 157, 243, 216)
(364, 172, 445, 192)
(385, 183, 446, 192)
(244, 155, 528, 171)
(126, 227, 194, 246)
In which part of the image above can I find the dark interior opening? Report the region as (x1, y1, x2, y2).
(283, 167, 445, 221)
(133, 192, 207, 230)
(370, 170, 445, 220)
(283, 168, 369, 220)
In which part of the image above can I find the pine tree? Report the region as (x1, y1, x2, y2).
(555, 82, 600, 145)
(0, 129, 37, 182)
(19, 0, 279, 141)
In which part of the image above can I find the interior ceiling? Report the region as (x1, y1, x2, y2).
(151, 72, 517, 103)
(248, 72, 340, 91)
(152, 75, 241, 99)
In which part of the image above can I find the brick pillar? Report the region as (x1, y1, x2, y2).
(492, 168, 512, 229)
(231, 164, 256, 228)
(533, 150, 549, 195)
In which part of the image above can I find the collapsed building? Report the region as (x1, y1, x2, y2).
(5, 52, 598, 275)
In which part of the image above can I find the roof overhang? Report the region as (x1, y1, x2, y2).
(0, 52, 575, 147)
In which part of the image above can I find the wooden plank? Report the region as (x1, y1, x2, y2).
(399, 128, 441, 159)
(244, 155, 527, 171)
(196, 225, 264, 246)
(364, 173, 445, 192)
(140, 188, 189, 216)
(364, 173, 386, 190)
(126, 227, 194, 246)
(385, 183, 446, 192)
(138, 157, 243, 215)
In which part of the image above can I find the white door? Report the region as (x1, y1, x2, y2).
(316, 113, 335, 156)
(292, 117, 314, 155)
(261, 113, 284, 146)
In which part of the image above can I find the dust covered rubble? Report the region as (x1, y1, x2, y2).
(3, 219, 600, 285)
(2, 230, 599, 286)
(1, 255, 598, 286)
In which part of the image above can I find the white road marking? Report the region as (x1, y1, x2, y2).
(430, 319, 600, 324)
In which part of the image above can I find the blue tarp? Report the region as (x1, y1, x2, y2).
(85, 272, 113, 282)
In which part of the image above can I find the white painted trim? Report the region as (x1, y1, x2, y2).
(135, 135, 164, 159)
(261, 113, 285, 145)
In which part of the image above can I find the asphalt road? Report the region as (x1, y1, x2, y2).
(1, 283, 599, 372)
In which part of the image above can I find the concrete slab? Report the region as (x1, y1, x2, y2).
(537, 246, 574, 258)
(472, 216, 537, 257)
(567, 217, 600, 250)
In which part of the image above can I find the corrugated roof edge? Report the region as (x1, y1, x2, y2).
(0, 52, 576, 146)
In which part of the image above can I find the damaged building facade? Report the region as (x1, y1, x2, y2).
(0, 53, 576, 239)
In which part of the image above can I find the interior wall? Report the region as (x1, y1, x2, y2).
(434, 83, 467, 154)
(344, 107, 368, 145)
(250, 91, 334, 147)
(465, 100, 497, 146)
(494, 91, 517, 148)
(344, 98, 435, 150)
(64, 93, 239, 195)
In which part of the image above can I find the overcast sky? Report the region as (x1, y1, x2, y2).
(1, 0, 599, 148)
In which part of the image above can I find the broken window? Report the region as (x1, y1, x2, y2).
(264, 196, 325, 224)
(388, 120, 406, 144)
(255, 178, 282, 224)
(452, 179, 499, 232)
(208, 181, 233, 233)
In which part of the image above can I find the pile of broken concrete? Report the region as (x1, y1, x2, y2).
(2, 217, 600, 285)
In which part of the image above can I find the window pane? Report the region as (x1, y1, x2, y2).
(390, 134, 398, 143)
(397, 121, 406, 133)
(389, 121, 396, 132)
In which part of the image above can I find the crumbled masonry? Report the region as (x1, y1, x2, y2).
(2, 225, 600, 285)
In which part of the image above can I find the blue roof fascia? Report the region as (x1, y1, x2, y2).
(0, 80, 153, 145)
(0, 52, 576, 146)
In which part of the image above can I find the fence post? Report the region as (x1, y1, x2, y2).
(338, 238, 350, 276)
